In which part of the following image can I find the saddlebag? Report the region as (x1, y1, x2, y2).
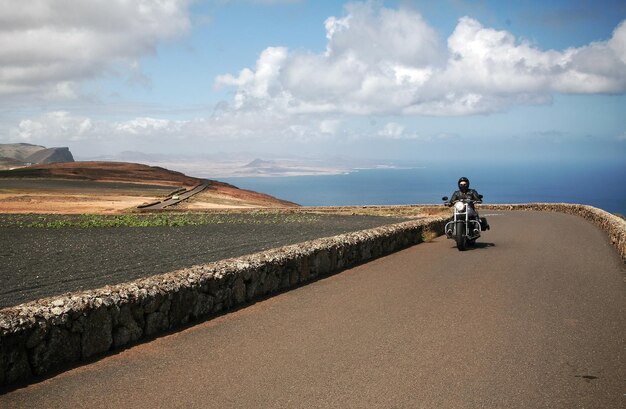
(480, 217, 490, 231)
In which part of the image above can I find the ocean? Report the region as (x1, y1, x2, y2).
(222, 161, 626, 215)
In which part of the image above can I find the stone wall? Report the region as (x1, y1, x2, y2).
(0, 216, 448, 387)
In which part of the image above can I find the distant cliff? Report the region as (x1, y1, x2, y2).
(0, 143, 75, 169)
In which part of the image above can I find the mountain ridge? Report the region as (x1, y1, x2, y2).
(0, 143, 75, 169)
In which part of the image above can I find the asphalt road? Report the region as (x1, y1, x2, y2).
(143, 182, 208, 209)
(2, 211, 625, 408)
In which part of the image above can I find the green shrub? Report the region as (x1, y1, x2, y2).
(0, 212, 322, 228)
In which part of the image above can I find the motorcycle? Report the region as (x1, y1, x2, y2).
(441, 195, 488, 251)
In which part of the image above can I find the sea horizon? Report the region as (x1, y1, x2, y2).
(222, 160, 626, 216)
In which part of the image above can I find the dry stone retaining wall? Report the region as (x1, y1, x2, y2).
(0, 216, 448, 387)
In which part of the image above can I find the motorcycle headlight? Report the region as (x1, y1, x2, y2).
(454, 202, 466, 212)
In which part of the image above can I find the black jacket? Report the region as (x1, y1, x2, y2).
(450, 189, 481, 204)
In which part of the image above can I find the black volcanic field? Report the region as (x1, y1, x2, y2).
(1, 213, 408, 308)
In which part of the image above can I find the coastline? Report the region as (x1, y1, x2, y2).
(220, 164, 626, 216)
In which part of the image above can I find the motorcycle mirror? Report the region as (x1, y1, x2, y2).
(442, 196, 448, 201)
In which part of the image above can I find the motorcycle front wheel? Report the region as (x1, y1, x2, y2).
(455, 221, 466, 251)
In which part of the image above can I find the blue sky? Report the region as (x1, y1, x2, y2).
(1, 0, 625, 166)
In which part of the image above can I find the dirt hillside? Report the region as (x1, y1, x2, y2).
(0, 161, 298, 213)
(0, 161, 201, 187)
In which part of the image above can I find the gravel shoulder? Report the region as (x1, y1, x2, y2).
(1, 213, 408, 308)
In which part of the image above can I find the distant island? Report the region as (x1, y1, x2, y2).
(83, 151, 393, 178)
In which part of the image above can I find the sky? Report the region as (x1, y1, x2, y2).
(1, 0, 625, 166)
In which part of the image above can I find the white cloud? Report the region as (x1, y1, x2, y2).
(215, 47, 288, 107)
(319, 119, 341, 135)
(215, 2, 446, 115)
(7, 109, 341, 148)
(323, 2, 444, 66)
(10, 111, 94, 142)
(443, 16, 626, 97)
(610, 21, 626, 65)
(0, 0, 190, 101)
(216, 2, 626, 117)
(376, 122, 429, 140)
(114, 118, 178, 135)
(246, 0, 303, 4)
(378, 122, 405, 138)
(5, 2, 626, 150)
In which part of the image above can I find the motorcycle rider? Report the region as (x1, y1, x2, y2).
(448, 177, 489, 232)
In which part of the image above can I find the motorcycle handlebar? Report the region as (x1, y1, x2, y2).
(448, 199, 482, 204)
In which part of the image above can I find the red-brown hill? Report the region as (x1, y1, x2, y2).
(0, 161, 201, 187)
(0, 161, 298, 211)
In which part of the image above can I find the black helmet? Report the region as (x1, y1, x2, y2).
(458, 177, 470, 191)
